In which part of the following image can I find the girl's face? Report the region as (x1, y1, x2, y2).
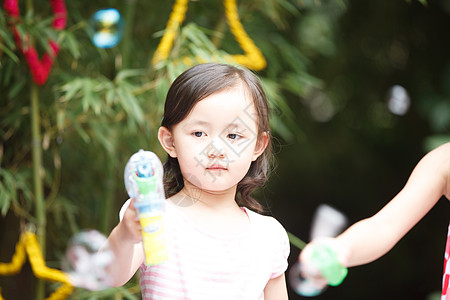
(159, 85, 267, 195)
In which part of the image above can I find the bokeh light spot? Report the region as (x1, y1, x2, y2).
(386, 85, 410, 116)
(90, 8, 124, 48)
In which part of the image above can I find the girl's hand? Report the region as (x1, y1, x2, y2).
(119, 198, 142, 243)
(298, 238, 349, 285)
(104, 198, 145, 287)
(298, 242, 329, 288)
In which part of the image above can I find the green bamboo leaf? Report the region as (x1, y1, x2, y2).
(281, 73, 322, 97)
(270, 116, 295, 142)
(0, 60, 16, 86)
(72, 119, 91, 143)
(117, 87, 144, 124)
(0, 184, 12, 216)
(15, 171, 32, 205)
(1, 169, 17, 203)
(7, 78, 27, 98)
(119, 287, 140, 300)
(0, 44, 19, 63)
(278, 0, 300, 16)
(106, 88, 117, 105)
(48, 195, 79, 233)
(115, 69, 146, 82)
(62, 31, 82, 59)
(0, 168, 34, 217)
(183, 24, 209, 48)
(57, 109, 66, 132)
(81, 80, 95, 112)
(155, 77, 169, 107)
(61, 79, 84, 101)
(92, 125, 115, 154)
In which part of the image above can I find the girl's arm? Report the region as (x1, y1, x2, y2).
(103, 199, 145, 286)
(264, 274, 289, 300)
(300, 142, 450, 270)
(335, 142, 450, 267)
(336, 143, 450, 267)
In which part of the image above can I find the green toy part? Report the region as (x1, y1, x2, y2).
(134, 174, 157, 195)
(310, 243, 348, 286)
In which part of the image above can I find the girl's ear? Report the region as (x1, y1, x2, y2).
(252, 131, 269, 161)
(158, 126, 177, 158)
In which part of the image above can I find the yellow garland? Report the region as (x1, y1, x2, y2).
(0, 235, 26, 275)
(0, 231, 73, 300)
(223, 0, 266, 70)
(152, 0, 189, 66)
(152, 0, 266, 70)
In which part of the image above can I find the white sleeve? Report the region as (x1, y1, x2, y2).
(270, 218, 290, 278)
(119, 199, 131, 221)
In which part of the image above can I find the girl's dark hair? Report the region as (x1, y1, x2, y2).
(161, 63, 272, 213)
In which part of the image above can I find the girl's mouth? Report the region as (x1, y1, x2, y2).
(207, 164, 227, 170)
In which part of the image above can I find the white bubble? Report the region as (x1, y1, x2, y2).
(387, 85, 410, 116)
(62, 230, 114, 291)
(309, 93, 335, 122)
(90, 8, 124, 48)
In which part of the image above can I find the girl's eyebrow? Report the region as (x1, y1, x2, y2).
(186, 120, 244, 127)
(227, 120, 252, 129)
(183, 120, 252, 132)
(184, 119, 210, 126)
(227, 123, 246, 130)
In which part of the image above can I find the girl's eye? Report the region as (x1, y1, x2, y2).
(193, 131, 205, 138)
(227, 133, 242, 140)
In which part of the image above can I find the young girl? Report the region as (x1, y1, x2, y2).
(299, 141, 450, 297)
(106, 63, 290, 299)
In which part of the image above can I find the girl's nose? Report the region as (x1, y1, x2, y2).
(207, 151, 226, 159)
(206, 140, 226, 159)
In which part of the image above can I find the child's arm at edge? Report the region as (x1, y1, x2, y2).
(300, 142, 450, 270)
(102, 199, 145, 287)
(335, 141, 450, 267)
(264, 274, 289, 300)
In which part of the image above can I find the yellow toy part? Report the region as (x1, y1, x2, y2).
(152, 0, 267, 70)
(0, 231, 73, 300)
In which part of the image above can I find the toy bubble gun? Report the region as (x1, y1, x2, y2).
(124, 149, 168, 265)
(289, 204, 348, 297)
(290, 243, 348, 297)
(309, 243, 348, 286)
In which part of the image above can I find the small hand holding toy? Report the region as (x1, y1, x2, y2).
(289, 204, 348, 296)
(307, 243, 348, 287)
(124, 150, 168, 266)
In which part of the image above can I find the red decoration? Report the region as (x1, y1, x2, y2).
(4, 0, 67, 85)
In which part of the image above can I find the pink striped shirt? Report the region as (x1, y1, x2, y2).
(442, 223, 450, 300)
(127, 201, 290, 300)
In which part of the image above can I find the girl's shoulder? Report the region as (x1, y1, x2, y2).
(244, 208, 291, 271)
(244, 208, 288, 238)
